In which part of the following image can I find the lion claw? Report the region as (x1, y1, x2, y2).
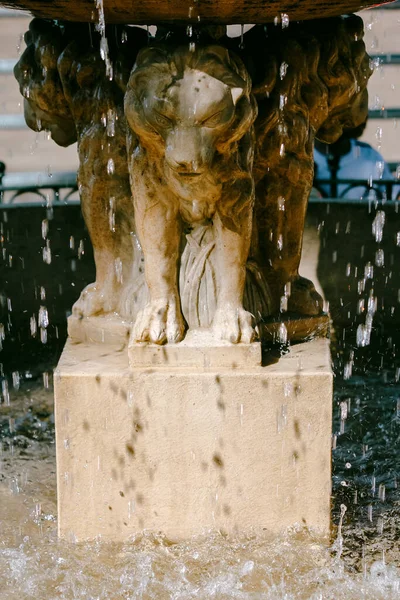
(133, 298, 185, 345)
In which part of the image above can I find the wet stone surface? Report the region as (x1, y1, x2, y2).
(0, 340, 399, 598)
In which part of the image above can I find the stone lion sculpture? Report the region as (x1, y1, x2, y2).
(124, 16, 371, 343)
(14, 19, 148, 322)
(125, 44, 259, 344)
(14, 15, 372, 346)
(240, 15, 371, 317)
(14, 19, 77, 147)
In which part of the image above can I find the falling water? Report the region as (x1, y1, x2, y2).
(94, 0, 113, 80)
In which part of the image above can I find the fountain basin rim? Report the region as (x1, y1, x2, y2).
(0, 0, 395, 25)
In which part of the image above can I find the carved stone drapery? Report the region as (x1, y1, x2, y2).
(14, 16, 372, 345)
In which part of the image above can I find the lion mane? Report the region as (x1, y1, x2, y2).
(125, 43, 257, 158)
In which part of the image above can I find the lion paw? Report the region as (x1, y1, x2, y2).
(132, 298, 185, 344)
(72, 282, 115, 317)
(287, 276, 324, 316)
(213, 305, 257, 344)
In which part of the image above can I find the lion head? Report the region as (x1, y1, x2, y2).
(125, 44, 256, 179)
(14, 19, 77, 147)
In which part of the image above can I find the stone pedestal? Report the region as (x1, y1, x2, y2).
(54, 336, 332, 542)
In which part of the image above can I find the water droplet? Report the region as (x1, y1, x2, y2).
(107, 158, 115, 175)
(372, 210, 385, 242)
(38, 306, 49, 328)
(281, 13, 289, 28)
(41, 219, 48, 240)
(106, 109, 116, 137)
(2, 379, 10, 405)
(43, 372, 49, 388)
(30, 315, 37, 337)
(278, 322, 287, 344)
(109, 197, 116, 232)
(12, 371, 20, 390)
(78, 240, 85, 259)
(364, 262, 374, 279)
(375, 248, 384, 267)
(42, 240, 52, 264)
(114, 257, 123, 284)
(378, 484, 386, 502)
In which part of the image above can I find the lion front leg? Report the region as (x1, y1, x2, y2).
(132, 186, 185, 345)
(72, 174, 133, 318)
(255, 169, 324, 316)
(212, 202, 257, 344)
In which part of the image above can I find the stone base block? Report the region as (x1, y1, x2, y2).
(261, 313, 330, 344)
(54, 338, 332, 542)
(68, 314, 131, 345)
(128, 329, 262, 369)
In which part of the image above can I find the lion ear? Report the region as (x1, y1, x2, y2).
(231, 87, 243, 105)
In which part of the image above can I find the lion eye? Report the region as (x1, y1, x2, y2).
(153, 111, 171, 127)
(202, 111, 222, 127)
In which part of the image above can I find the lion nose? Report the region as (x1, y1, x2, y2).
(167, 157, 202, 174)
(179, 160, 200, 173)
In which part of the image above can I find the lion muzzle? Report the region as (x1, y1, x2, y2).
(164, 128, 215, 176)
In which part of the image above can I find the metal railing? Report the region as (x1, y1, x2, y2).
(0, 169, 78, 206)
(1, 169, 399, 208)
(312, 177, 400, 203)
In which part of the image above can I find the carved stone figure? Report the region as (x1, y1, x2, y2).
(14, 19, 77, 147)
(125, 44, 259, 344)
(123, 16, 371, 342)
(14, 19, 148, 321)
(14, 15, 372, 345)
(240, 16, 371, 318)
(57, 25, 148, 321)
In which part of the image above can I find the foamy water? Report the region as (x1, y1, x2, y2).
(0, 380, 399, 600)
